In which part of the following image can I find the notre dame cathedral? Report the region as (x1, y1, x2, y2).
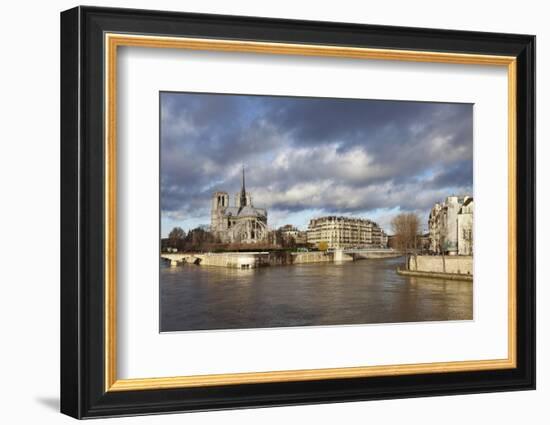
(210, 168, 268, 243)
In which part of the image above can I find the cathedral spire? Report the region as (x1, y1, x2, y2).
(240, 165, 247, 208)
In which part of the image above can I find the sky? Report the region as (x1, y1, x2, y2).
(160, 92, 473, 237)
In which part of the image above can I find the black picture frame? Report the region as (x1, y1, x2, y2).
(61, 5, 535, 419)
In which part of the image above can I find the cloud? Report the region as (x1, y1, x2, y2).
(160, 92, 473, 233)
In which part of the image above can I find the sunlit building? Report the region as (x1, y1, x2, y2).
(428, 195, 473, 255)
(279, 224, 307, 244)
(306, 216, 387, 249)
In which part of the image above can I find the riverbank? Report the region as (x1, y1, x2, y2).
(396, 268, 473, 282)
(408, 255, 473, 275)
(161, 249, 401, 268)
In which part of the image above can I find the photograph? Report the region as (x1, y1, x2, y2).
(159, 92, 475, 332)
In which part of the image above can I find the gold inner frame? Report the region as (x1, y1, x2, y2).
(104, 33, 517, 392)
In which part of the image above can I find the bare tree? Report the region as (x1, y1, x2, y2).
(184, 227, 217, 252)
(409, 215, 421, 270)
(168, 227, 185, 250)
(391, 213, 421, 270)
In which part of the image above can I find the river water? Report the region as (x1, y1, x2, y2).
(160, 257, 472, 332)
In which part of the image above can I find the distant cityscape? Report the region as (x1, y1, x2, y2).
(164, 167, 473, 257)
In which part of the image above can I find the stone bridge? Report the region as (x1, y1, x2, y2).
(341, 248, 402, 260)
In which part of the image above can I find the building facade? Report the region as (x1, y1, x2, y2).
(428, 202, 444, 253)
(279, 224, 308, 244)
(457, 197, 474, 255)
(210, 168, 268, 244)
(429, 195, 473, 255)
(306, 216, 387, 249)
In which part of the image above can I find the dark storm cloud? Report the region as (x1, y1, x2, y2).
(160, 92, 473, 230)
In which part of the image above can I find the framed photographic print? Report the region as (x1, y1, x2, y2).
(60, 6, 536, 419)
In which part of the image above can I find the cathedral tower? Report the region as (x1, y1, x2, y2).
(211, 191, 229, 232)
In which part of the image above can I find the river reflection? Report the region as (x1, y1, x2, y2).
(160, 257, 473, 332)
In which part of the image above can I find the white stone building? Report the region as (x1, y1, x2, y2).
(457, 197, 474, 255)
(306, 216, 387, 249)
(279, 224, 307, 244)
(428, 202, 443, 253)
(210, 168, 268, 244)
(428, 195, 473, 255)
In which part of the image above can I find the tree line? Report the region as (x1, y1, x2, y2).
(163, 226, 309, 252)
(163, 227, 219, 252)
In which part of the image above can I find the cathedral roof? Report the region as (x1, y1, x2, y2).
(223, 206, 266, 218)
(223, 207, 240, 216)
(238, 206, 267, 218)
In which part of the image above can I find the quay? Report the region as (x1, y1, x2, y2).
(396, 268, 473, 282)
(161, 248, 401, 269)
(396, 255, 474, 281)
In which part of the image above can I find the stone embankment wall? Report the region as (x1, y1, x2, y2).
(197, 251, 334, 267)
(162, 251, 335, 268)
(197, 253, 270, 268)
(163, 249, 400, 269)
(292, 251, 333, 264)
(408, 255, 473, 275)
(265, 251, 334, 265)
(351, 250, 402, 259)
